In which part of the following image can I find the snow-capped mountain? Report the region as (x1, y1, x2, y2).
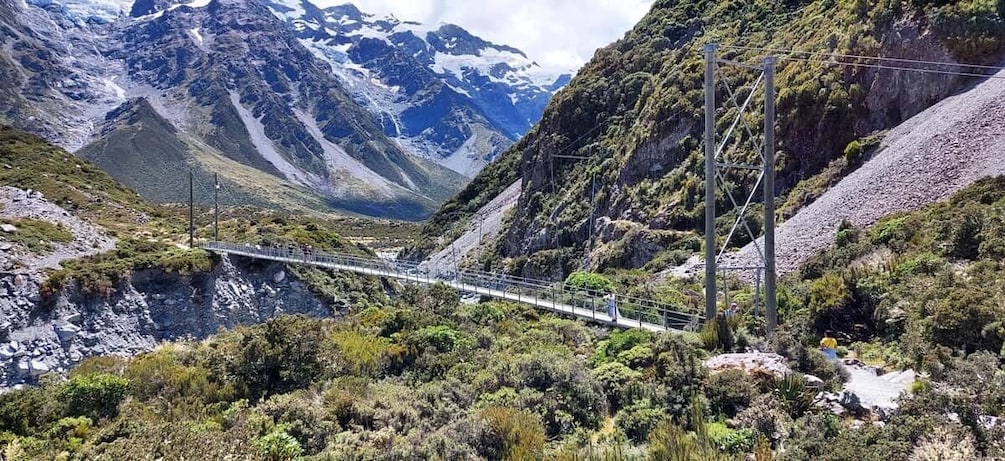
(0, 0, 568, 218)
(267, 1, 571, 177)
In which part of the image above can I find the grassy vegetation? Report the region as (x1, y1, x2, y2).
(41, 239, 214, 297)
(409, 0, 1005, 276)
(1, 273, 1001, 458)
(0, 126, 154, 232)
(0, 218, 73, 253)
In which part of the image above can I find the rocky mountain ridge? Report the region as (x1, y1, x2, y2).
(0, 0, 566, 219)
(269, 1, 571, 177)
(407, 0, 1005, 277)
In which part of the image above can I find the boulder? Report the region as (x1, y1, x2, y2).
(704, 352, 793, 378)
(64, 312, 82, 324)
(0, 224, 16, 233)
(15, 360, 29, 376)
(54, 323, 80, 343)
(29, 359, 51, 377)
(0, 344, 15, 361)
(815, 391, 846, 416)
(273, 270, 286, 283)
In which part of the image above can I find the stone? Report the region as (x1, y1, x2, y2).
(28, 359, 49, 377)
(704, 352, 792, 378)
(839, 390, 869, 417)
(0, 224, 16, 233)
(273, 270, 286, 283)
(64, 312, 82, 324)
(0, 243, 11, 251)
(15, 360, 29, 376)
(0, 345, 15, 361)
(54, 323, 80, 343)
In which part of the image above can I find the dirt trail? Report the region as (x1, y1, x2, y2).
(722, 69, 1005, 275)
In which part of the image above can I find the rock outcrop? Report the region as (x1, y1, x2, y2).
(0, 185, 334, 388)
(0, 254, 332, 388)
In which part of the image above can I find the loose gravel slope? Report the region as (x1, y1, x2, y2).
(727, 69, 1005, 275)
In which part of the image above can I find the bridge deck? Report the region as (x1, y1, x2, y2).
(204, 243, 701, 333)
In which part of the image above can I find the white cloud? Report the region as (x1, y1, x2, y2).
(320, 0, 654, 74)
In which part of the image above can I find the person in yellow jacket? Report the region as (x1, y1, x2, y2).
(820, 330, 838, 360)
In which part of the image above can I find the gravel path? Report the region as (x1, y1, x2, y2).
(0, 186, 116, 273)
(723, 69, 1005, 275)
(421, 180, 521, 271)
(842, 363, 915, 411)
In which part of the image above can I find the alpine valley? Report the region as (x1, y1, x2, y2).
(0, 0, 570, 220)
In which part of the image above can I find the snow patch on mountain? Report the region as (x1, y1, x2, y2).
(188, 27, 205, 49)
(266, 1, 570, 177)
(25, 0, 132, 24)
(134, 0, 214, 21)
(102, 76, 126, 101)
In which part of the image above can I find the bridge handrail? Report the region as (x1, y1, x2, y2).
(202, 241, 705, 331)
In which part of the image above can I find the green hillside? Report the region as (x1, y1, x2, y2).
(0, 125, 154, 231)
(5, 171, 1005, 459)
(789, 176, 1005, 360)
(2, 130, 1005, 459)
(406, 0, 1004, 277)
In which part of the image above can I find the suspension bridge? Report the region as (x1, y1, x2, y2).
(202, 242, 703, 332)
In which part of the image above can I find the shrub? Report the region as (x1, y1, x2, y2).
(706, 369, 758, 417)
(227, 315, 328, 399)
(909, 424, 978, 461)
(45, 416, 92, 451)
(616, 398, 665, 443)
(565, 271, 614, 294)
(808, 272, 851, 316)
(328, 329, 389, 376)
(259, 393, 338, 455)
(735, 394, 792, 444)
(411, 325, 470, 353)
(707, 422, 756, 454)
(591, 362, 643, 410)
(60, 373, 130, 421)
(256, 425, 303, 461)
(593, 329, 653, 365)
(700, 316, 735, 352)
(478, 407, 546, 460)
(125, 349, 235, 406)
(0, 387, 62, 436)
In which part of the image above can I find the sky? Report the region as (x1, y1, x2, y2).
(332, 0, 655, 74)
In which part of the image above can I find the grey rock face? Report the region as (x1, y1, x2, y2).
(2, 0, 468, 220)
(268, 0, 570, 177)
(0, 253, 335, 388)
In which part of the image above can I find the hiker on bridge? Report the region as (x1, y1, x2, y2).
(606, 292, 619, 323)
